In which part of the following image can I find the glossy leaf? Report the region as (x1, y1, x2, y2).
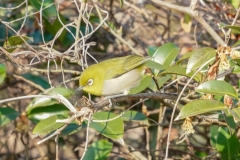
(210, 125, 219, 148)
(160, 65, 203, 82)
(175, 99, 226, 120)
(46, 87, 74, 97)
(186, 47, 216, 74)
(223, 110, 236, 135)
(83, 140, 113, 160)
(27, 104, 69, 123)
(26, 87, 74, 112)
(32, 115, 66, 136)
(153, 43, 180, 66)
(87, 112, 124, 140)
(28, 0, 57, 21)
(120, 110, 149, 125)
(22, 73, 50, 89)
(224, 25, 240, 34)
(177, 51, 194, 64)
(148, 46, 159, 57)
(145, 60, 165, 71)
(0, 107, 19, 127)
(230, 108, 240, 122)
(0, 64, 6, 85)
(129, 75, 152, 94)
(3, 36, 33, 52)
(145, 60, 166, 77)
(157, 75, 171, 88)
(60, 122, 83, 136)
(147, 74, 170, 91)
(216, 127, 239, 160)
(196, 80, 238, 99)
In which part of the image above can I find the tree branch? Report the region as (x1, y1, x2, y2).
(92, 92, 178, 109)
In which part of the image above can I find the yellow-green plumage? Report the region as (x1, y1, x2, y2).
(79, 55, 150, 96)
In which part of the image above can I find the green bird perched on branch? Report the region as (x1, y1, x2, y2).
(79, 55, 151, 96)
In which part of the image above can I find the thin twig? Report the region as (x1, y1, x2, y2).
(225, 7, 240, 43)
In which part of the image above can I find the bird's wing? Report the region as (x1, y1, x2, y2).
(123, 55, 149, 71)
(105, 55, 149, 79)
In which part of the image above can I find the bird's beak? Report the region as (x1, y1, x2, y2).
(74, 85, 85, 95)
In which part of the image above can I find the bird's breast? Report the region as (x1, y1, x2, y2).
(102, 69, 143, 96)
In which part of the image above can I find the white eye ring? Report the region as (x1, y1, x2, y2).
(87, 79, 93, 86)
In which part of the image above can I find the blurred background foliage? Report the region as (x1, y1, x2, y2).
(0, 0, 240, 159)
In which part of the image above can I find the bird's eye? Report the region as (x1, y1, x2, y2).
(87, 79, 93, 86)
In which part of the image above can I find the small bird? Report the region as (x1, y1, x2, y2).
(79, 55, 150, 96)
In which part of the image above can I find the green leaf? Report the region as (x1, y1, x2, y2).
(153, 43, 180, 66)
(60, 122, 83, 136)
(210, 125, 219, 148)
(177, 51, 194, 65)
(129, 75, 152, 94)
(195, 151, 207, 158)
(119, 0, 124, 8)
(0, 107, 19, 127)
(232, 58, 240, 65)
(107, 21, 116, 31)
(147, 74, 171, 91)
(196, 80, 238, 99)
(0, 64, 6, 85)
(175, 99, 226, 120)
(230, 108, 240, 122)
(87, 112, 124, 140)
(121, 110, 149, 125)
(232, 40, 240, 48)
(148, 46, 159, 57)
(145, 60, 166, 78)
(32, 115, 66, 136)
(233, 64, 240, 74)
(184, 13, 191, 23)
(26, 87, 73, 112)
(219, 22, 228, 28)
(216, 127, 239, 160)
(224, 25, 240, 34)
(27, 104, 69, 123)
(145, 60, 165, 71)
(186, 47, 216, 74)
(3, 36, 33, 52)
(28, 0, 57, 21)
(239, 79, 240, 92)
(223, 110, 236, 135)
(230, 0, 240, 8)
(46, 87, 74, 97)
(83, 140, 113, 160)
(44, 14, 67, 43)
(160, 65, 203, 82)
(219, 22, 240, 34)
(157, 74, 171, 88)
(22, 73, 50, 89)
